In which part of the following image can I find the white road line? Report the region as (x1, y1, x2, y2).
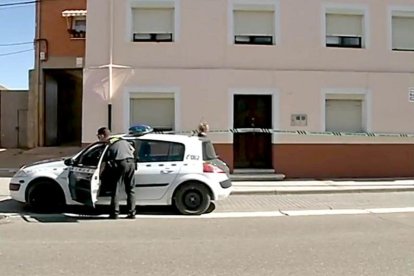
(366, 207, 414, 213)
(281, 209, 371, 216)
(2, 207, 414, 220)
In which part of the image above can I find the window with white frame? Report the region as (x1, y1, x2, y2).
(130, 93, 175, 131)
(72, 17, 86, 38)
(233, 7, 275, 45)
(325, 12, 365, 48)
(391, 11, 414, 51)
(131, 5, 174, 42)
(62, 10, 87, 39)
(325, 94, 365, 133)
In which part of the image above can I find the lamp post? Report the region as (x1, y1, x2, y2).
(108, 0, 114, 130)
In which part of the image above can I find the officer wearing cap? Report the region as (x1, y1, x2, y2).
(97, 127, 136, 219)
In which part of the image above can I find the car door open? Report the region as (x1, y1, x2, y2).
(68, 142, 108, 207)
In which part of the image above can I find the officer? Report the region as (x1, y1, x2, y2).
(97, 127, 136, 219)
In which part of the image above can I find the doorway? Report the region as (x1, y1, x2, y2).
(44, 69, 82, 146)
(233, 94, 272, 168)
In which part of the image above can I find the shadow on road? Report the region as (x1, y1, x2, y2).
(0, 198, 216, 223)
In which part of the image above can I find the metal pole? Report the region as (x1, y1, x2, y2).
(108, 0, 114, 130)
(108, 104, 112, 130)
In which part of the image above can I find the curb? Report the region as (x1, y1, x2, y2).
(230, 187, 414, 196)
(0, 168, 18, 172)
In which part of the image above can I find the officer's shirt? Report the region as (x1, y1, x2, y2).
(107, 139, 135, 161)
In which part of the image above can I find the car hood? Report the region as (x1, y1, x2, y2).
(22, 158, 67, 170)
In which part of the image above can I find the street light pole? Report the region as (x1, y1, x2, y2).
(108, 0, 114, 130)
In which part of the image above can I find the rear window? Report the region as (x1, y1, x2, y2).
(202, 141, 217, 161)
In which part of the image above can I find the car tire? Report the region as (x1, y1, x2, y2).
(174, 183, 211, 215)
(27, 180, 66, 213)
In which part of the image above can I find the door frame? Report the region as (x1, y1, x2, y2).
(228, 88, 280, 168)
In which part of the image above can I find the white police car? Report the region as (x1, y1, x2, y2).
(9, 133, 232, 215)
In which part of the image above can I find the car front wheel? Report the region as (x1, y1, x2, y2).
(27, 180, 65, 213)
(174, 183, 211, 215)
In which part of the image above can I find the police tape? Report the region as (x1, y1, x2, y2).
(153, 128, 414, 138)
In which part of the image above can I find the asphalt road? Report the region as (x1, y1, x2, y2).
(2, 175, 414, 275)
(1, 212, 414, 276)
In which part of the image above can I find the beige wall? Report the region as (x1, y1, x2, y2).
(83, 0, 414, 144)
(83, 67, 414, 143)
(87, 0, 414, 70)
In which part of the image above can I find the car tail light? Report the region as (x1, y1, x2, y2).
(203, 162, 225, 173)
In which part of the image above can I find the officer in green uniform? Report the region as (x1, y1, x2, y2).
(97, 127, 136, 219)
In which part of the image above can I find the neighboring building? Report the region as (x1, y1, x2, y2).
(83, 0, 414, 178)
(30, 0, 86, 147)
(0, 88, 28, 148)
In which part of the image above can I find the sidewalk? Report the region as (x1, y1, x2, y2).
(0, 147, 414, 195)
(0, 147, 82, 175)
(231, 179, 414, 195)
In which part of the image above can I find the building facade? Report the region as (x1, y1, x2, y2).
(30, 0, 87, 147)
(83, 0, 414, 178)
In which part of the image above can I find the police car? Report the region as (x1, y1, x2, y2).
(9, 129, 232, 215)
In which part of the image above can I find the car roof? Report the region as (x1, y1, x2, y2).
(123, 133, 205, 143)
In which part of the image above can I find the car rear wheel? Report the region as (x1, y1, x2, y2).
(27, 180, 66, 213)
(174, 183, 211, 215)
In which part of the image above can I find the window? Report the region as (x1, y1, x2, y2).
(326, 99, 363, 132)
(391, 11, 414, 51)
(130, 94, 175, 132)
(136, 140, 184, 162)
(71, 18, 86, 38)
(233, 9, 275, 45)
(202, 141, 217, 161)
(324, 93, 367, 133)
(77, 143, 106, 167)
(131, 6, 174, 42)
(325, 11, 365, 48)
(62, 10, 87, 39)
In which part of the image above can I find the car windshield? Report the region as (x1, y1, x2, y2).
(71, 141, 107, 163)
(202, 141, 217, 161)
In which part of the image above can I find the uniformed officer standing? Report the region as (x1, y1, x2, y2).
(97, 127, 136, 219)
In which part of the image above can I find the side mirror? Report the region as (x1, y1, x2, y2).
(64, 158, 74, 166)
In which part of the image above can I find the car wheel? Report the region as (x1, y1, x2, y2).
(27, 180, 66, 213)
(174, 183, 211, 215)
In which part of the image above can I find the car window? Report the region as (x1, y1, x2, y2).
(77, 143, 106, 167)
(136, 140, 185, 162)
(202, 141, 217, 161)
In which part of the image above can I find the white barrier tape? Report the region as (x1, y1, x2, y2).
(153, 128, 414, 138)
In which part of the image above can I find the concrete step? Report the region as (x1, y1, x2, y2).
(233, 168, 276, 174)
(230, 173, 286, 182)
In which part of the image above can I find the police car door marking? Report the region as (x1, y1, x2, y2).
(186, 154, 200, 160)
(72, 167, 95, 174)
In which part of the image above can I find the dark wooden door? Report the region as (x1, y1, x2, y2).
(233, 95, 272, 168)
